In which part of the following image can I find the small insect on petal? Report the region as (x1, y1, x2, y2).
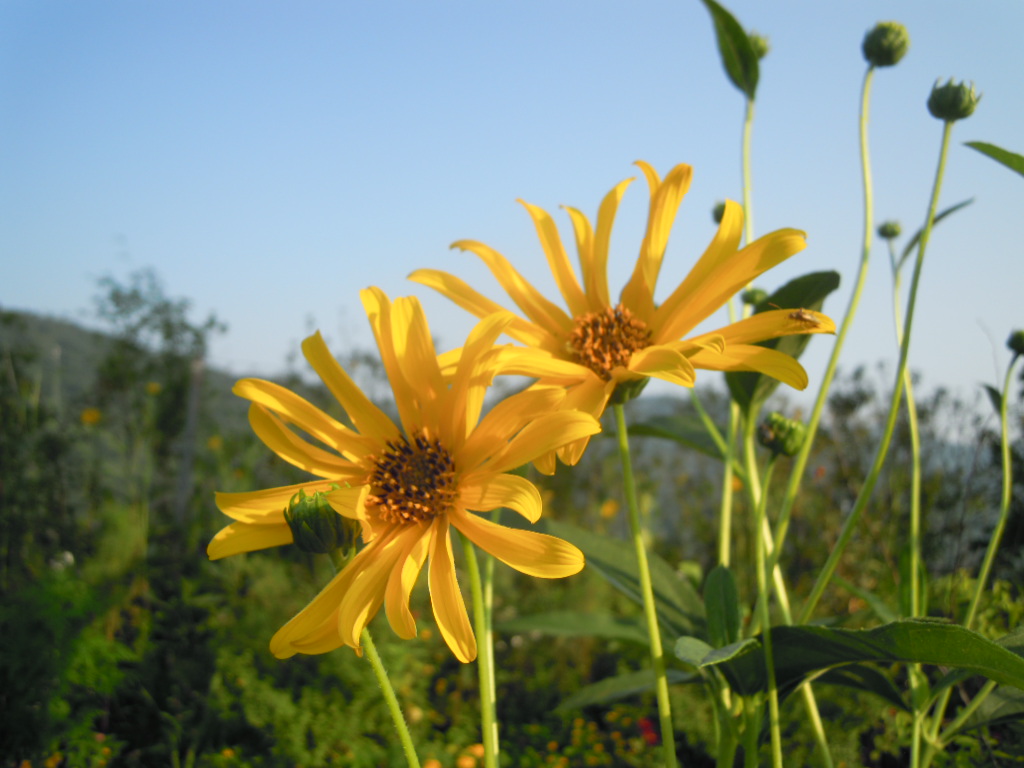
(788, 308, 823, 329)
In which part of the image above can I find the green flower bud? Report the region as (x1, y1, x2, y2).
(758, 412, 806, 457)
(609, 376, 649, 406)
(927, 79, 980, 122)
(877, 221, 902, 240)
(284, 488, 358, 556)
(748, 31, 770, 61)
(1008, 330, 1024, 357)
(862, 22, 910, 68)
(742, 288, 768, 307)
(712, 202, 726, 224)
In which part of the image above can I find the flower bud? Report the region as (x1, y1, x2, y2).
(712, 202, 726, 224)
(742, 288, 768, 307)
(927, 79, 980, 122)
(609, 376, 649, 406)
(284, 488, 358, 556)
(758, 412, 806, 457)
(748, 32, 770, 61)
(877, 221, 902, 240)
(1008, 330, 1024, 357)
(862, 22, 910, 68)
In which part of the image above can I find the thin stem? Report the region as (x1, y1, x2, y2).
(754, 459, 783, 768)
(361, 628, 423, 768)
(326, 549, 421, 768)
(768, 66, 878, 582)
(718, 406, 739, 567)
(799, 119, 955, 624)
(613, 403, 679, 768)
(460, 531, 500, 768)
(742, 97, 755, 247)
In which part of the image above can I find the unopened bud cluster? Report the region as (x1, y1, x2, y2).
(742, 288, 768, 307)
(877, 221, 902, 241)
(862, 22, 910, 68)
(758, 412, 806, 457)
(1008, 330, 1024, 358)
(748, 32, 770, 61)
(712, 202, 726, 224)
(928, 80, 980, 122)
(285, 488, 357, 555)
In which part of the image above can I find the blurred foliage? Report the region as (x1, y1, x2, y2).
(2, 286, 1021, 765)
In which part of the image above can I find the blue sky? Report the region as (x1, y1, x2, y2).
(3, 1, 1023, 408)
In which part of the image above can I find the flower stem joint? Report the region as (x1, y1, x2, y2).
(862, 22, 910, 68)
(758, 412, 806, 458)
(927, 79, 980, 122)
(284, 488, 358, 556)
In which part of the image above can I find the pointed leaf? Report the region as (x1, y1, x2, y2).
(699, 0, 759, 100)
(966, 141, 1024, 179)
(538, 518, 705, 638)
(499, 611, 648, 646)
(726, 271, 840, 415)
(951, 686, 1024, 735)
(816, 665, 909, 712)
(897, 199, 974, 272)
(705, 565, 741, 648)
(693, 620, 1024, 700)
(556, 668, 697, 711)
(983, 383, 1003, 416)
(629, 412, 724, 459)
(675, 636, 715, 668)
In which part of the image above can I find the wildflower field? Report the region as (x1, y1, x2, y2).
(4, 4, 1024, 767)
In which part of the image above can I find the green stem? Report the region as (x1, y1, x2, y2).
(742, 97, 755, 247)
(766, 66, 878, 581)
(718, 404, 739, 568)
(325, 549, 421, 768)
(361, 628, 422, 768)
(799, 119, 955, 625)
(613, 403, 679, 768)
(754, 459, 783, 768)
(460, 531, 500, 768)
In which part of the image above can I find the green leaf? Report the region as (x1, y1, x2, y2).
(699, 0, 759, 100)
(704, 565, 741, 648)
(628, 412, 724, 459)
(556, 668, 697, 711)
(816, 665, 909, 713)
(897, 199, 974, 272)
(675, 636, 715, 668)
(726, 271, 841, 415)
(952, 686, 1024, 734)
(498, 611, 648, 646)
(538, 518, 705, 638)
(983, 383, 1003, 416)
(677, 620, 1024, 701)
(966, 141, 1024, 179)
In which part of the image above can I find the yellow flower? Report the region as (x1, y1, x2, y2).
(80, 407, 102, 426)
(145, 381, 162, 396)
(208, 288, 600, 662)
(410, 162, 835, 463)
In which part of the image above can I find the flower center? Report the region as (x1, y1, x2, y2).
(568, 303, 652, 380)
(367, 431, 458, 524)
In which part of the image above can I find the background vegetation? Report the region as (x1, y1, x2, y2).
(2, 270, 1021, 767)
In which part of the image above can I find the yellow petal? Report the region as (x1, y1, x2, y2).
(235, 378, 370, 458)
(427, 517, 476, 662)
(337, 528, 408, 648)
(458, 385, 566, 471)
(384, 526, 431, 639)
(621, 163, 692, 317)
(270, 528, 394, 657)
(391, 296, 444, 429)
(458, 473, 543, 523)
(408, 268, 550, 348)
(690, 344, 809, 390)
(327, 483, 370, 521)
(451, 239, 574, 337)
(361, 288, 425, 437)
(215, 481, 339, 525)
(588, 177, 634, 310)
(692, 309, 836, 347)
(302, 332, 397, 443)
(627, 345, 697, 387)
(248, 404, 356, 476)
(485, 411, 601, 475)
(444, 311, 515, 448)
(451, 508, 584, 578)
(207, 521, 293, 560)
(286, 619, 347, 656)
(556, 376, 615, 466)
(519, 199, 588, 318)
(478, 346, 590, 383)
